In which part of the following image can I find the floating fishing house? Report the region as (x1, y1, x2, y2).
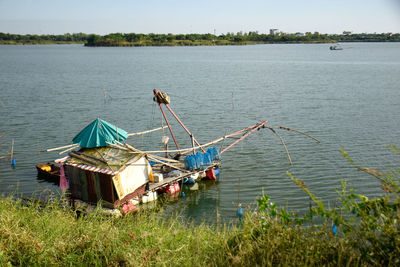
(57, 147, 152, 212)
(54, 116, 223, 213)
(54, 118, 151, 212)
(46, 89, 319, 214)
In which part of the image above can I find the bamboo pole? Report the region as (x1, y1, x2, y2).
(142, 150, 180, 163)
(279, 126, 320, 143)
(159, 103, 180, 151)
(115, 141, 180, 163)
(110, 141, 178, 163)
(191, 135, 195, 155)
(220, 121, 267, 154)
(106, 142, 130, 151)
(164, 103, 206, 153)
(111, 121, 268, 155)
(268, 127, 293, 165)
(46, 143, 78, 152)
(117, 141, 137, 152)
(10, 138, 14, 163)
(110, 123, 260, 155)
(120, 136, 226, 155)
(178, 136, 225, 154)
(145, 156, 188, 172)
(59, 145, 79, 155)
(113, 142, 186, 171)
(122, 127, 254, 155)
(68, 151, 98, 166)
(179, 120, 268, 155)
(127, 126, 167, 136)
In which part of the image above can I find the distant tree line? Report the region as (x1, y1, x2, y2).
(0, 32, 88, 44)
(84, 31, 335, 46)
(0, 31, 399, 46)
(329, 33, 400, 42)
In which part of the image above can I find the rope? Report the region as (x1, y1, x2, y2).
(219, 130, 227, 152)
(268, 127, 293, 165)
(144, 101, 157, 149)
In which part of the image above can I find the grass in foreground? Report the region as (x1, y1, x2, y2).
(0, 195, 398, 266)
(1, 147, 399, 266)
(0, 196, 367, 266)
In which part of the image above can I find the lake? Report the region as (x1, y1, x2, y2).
(0, 43, 399, 223)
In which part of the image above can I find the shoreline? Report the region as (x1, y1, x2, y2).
(2, 40, 399, 46)
(2, 31, 399, 46)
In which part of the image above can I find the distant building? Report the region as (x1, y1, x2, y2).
(270, 29, 279, 35)
(343, 31, 353, 35)
(295, 32, 305, 37)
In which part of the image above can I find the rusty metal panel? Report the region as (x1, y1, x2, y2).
(65, 164, 117, 204)
(85, 170, 98, 203)
(64, 165, 82, 200)
(94, 172, 101, 200)
(79, 169, 88, 202)
(97, 172, 114, 203)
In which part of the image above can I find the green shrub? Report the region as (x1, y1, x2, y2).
(256, 146, 400, 265)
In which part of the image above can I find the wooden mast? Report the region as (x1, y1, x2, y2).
(153, 89, 181, 152)
(153, 89, 206, 154)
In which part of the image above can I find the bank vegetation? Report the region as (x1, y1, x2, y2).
(1, 31, 399, 46)
(0, 147, 399, 266)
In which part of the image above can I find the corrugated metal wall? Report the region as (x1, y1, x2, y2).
(64, 165, 118, 205)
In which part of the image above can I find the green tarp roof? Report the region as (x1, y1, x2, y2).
(72, 118, 128, 148)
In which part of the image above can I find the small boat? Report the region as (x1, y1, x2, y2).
(36, 163, 60, 182)
(330, 45, 343, 50)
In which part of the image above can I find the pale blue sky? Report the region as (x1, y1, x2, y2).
(0, 0, 399, 34)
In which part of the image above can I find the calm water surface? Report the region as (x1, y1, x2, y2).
(0, 43, 399, 223)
